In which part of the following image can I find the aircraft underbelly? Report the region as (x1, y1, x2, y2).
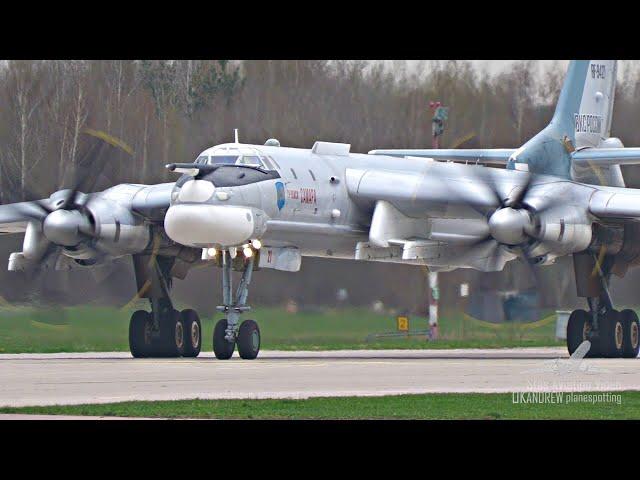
(262, 221, 365, 259)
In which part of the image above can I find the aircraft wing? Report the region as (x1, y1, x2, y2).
(0, 183, 174, 235)
(345, 164, 525, 218)
(572, 148, 640, 166)
(367, 148, 516, 166)
(130, 182, 174, 221)
(589, 187, 640, 219)
(0, 201, 47, 234)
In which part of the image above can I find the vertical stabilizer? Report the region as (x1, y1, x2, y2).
(570, 60, 624, 186)
(575, 60, 617, 149)
(508, 61, 590, 178)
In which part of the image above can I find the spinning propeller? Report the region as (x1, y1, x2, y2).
(446, 166, 556, 277)
(5, 132, 124, 272)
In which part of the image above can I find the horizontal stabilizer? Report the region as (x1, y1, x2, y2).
(368, 148, 515, 165)
(572, 148, 640, 166)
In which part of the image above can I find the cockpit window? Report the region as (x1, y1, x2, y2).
(237, 155, 262, 166)
(268, 156, 281, 169)
(260, 156, 277, 170)
(210, 155, 240, 165)
(195, 145, 279, 171)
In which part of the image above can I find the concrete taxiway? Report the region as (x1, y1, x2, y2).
(0, 348, 638, 407)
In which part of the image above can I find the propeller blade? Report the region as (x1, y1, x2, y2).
(440, 167, 503, 218)
(507, 172, 533, 208)
(57, 136, 109, 210)
(24, 243, 61, 283)
(514, 245, 545, 308)
(459, 237, 504, 271)
(8, 200, 54, 222)
(462, 165, 506, 210)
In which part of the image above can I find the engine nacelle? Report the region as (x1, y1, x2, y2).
(529, 206, 593, 258)
(84, 198, 150, 257)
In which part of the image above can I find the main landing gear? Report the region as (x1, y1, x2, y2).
(567, 253, 640, 359)
(128, 254, 202, 358)
(566, 304, 639, 358)
(213, 250, 260, 360)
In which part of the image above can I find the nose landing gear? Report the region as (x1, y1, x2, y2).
(212, 250, 261, 360)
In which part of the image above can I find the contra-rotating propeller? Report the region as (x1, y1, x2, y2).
(6, 132, 125, 272)
(444, 166, 557, 277)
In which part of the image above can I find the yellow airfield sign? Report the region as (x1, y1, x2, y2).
(397, 316, 409, 332)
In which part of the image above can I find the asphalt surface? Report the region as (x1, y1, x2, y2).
(0, 348, 638, 407)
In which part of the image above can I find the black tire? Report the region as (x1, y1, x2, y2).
(156, 309, 185, 358)
(182, 309, 202, 358)
(213, 318, 235, 360)
(599, 310, 624, 358)
(567, 309, 591, 356)
(621, 309, 640, 359)
(237, 319, 260, 360)
(129, 310, 152, 358)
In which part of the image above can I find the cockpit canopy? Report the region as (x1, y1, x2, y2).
(195, 145, 278, 171)
(173, 144, 281, 191)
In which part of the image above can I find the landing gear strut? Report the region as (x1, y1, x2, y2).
(213, 250, 261, 360)
(567, 252, 638, 358)
(128, 253, 202, 358)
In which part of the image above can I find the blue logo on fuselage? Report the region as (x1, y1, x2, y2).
(275, 181, 285, 210)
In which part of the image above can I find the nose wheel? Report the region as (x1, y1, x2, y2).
(212, 250, 260, 360)
(237, 319, 261, 359)
(213, 318, 235, 359)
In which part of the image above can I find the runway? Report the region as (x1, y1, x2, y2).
(0, 348, 638, 407)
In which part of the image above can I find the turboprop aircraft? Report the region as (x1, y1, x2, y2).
(2, 60, 640, 361)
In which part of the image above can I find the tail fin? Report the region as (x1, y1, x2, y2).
(549, 60, 592, 142)
(570, 60, 626, 186)
(574, 60, 617, 149)
(508, 61, 591, 177)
